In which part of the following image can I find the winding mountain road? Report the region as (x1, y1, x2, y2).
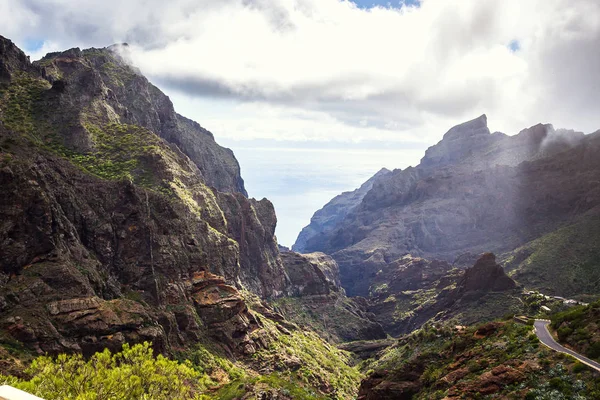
(534, 320, 600, 372)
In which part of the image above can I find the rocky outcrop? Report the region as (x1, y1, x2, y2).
(456, 253, 516, 293)
(295, 114, 598, 297)
(293, 168, 390, 253)
(274, 251, 386, 342)
(0, 37, 36, 85)
(281, 252, 341, 296)
(363, 254, 520, 336)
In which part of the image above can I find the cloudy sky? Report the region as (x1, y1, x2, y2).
(2, 0, 600, 245)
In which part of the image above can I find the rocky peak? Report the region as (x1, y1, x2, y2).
(457, 253, 516, 292)
(0, 35, 35, 85)
(420, 114, 499, 168)
(443, 114, 489, 140)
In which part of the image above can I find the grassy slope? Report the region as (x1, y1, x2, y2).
(551, 300, 600, 363)
(503, 214, 600, 300)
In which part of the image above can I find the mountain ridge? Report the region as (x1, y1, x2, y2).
(294, 114, 599, 297)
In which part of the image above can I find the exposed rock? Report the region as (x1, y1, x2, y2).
(338, 339, 394, 360)
(34, 43, 247, 195)
(358, 370, 421, 400)
(281, 252, 340, 296)
(0, 36, 288, 356)
(0, 36, 36, 85)
(364, 254, 520, 336)
(275, 251, 386, 342)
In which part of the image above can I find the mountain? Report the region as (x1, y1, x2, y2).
(366, 253, 522, 336)
(295, 114, 600, 298)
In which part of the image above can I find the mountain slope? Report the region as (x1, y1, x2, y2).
(358, 320, 600, 399)
(0, 35, 291, 358)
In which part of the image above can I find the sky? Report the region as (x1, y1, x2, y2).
(2, 0, 600, 246)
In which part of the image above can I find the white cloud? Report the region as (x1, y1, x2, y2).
(3, 0, 599, 136)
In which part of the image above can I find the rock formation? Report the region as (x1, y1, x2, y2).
(456, 253, 516, 293)
(363, 253, 520, 336)
(276, 251, 386, 342)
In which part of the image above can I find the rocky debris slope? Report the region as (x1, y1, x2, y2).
(0, 35, 291, 357)
(274, 251, 386, 342)
(295, 114, 600, 297)
(293, 167, 390, 253)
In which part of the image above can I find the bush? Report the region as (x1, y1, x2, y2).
(572, 362, 587, 374)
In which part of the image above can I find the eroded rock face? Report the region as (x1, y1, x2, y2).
(35, 43, 247, 195)
(281, 252, 340, 296)
(293, 168, 391, 253)
(276, 251, 386, 342)
(0, 36, 286, 356)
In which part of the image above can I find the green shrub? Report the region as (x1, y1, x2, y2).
(572, 362, 587, 373)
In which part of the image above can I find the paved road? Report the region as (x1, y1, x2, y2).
(534, 320, 600, 372)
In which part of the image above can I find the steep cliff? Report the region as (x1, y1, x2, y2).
(296, 115, 600, 297)
(0, 35, 289, 357)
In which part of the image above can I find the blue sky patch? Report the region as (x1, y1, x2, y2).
(351, 0, 420, 9)
(23, 38, 45, 52)
(508, 39, 521, 52)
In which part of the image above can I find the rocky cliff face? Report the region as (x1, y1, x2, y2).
(296, 114, 600, 297)
(0, 35, 288, 357)
(37, 44, 247, 196)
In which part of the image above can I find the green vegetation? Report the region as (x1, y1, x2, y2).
(68, 122, 166, 184)
(0, 71, 50, 140)
(1, 343, 208, 399)
(270, 294, 379, 343)
(251, 324, 361, 400)
(551, 300, 600, 361)
(361, 321, 600, 399)
(505, 216, 600, 298)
